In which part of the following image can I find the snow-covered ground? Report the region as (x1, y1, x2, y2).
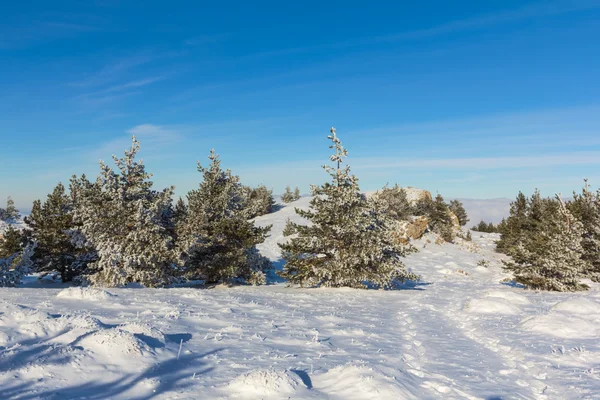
(1, 198, 600, 399)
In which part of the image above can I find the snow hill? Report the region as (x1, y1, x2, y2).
(1, 197, 600, 399)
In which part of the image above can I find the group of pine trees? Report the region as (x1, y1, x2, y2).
(472, 220, 503, 233)
(374, 185, 469, 241)
(1, 129, 423, 289)
(1, 138, 275, 287)
(496, 182, 600, 291)
(281, 186, 301, 203)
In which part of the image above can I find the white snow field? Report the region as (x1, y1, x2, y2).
(2, 197, 600, 399)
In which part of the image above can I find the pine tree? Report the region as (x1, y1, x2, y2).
(281, 186, 295, 203)
(293, 186, 301, 201)
(178, 149, 272, 284)
(374, 184, 411, 221)
(569, 179, 600, 282)
(25, 183, 83, 282)
(74, 137, 176, 287)
(504, 195, 588, 291)
(496, 192, 528, 254)
(449, 199, 469, 226)
(243, 185, 275, 218)
(430, 194, 453, 242)
(1, 197, 20, 223)
(278, 128, 418, 288)
(411, 196, 434, 217)
(0, 226, 26, 258)
(0, 242, 36, 287)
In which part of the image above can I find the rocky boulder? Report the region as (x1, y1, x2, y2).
(393, 216, 429, 244)
(401, 187, 432, 206)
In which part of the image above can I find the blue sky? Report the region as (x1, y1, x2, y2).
(1, 0, 600, 209)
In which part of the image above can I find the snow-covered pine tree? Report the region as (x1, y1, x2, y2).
(278, 128, 418, 288)
(25, 183, 82, 282)
(0, 241, 36, 287)
(373, 184, 411, 221)
(449, 199, 469, 226)
(496, 192, 528, 254)
(243, 185, 275, 218)
(568, 179, 600, 282)
(293, 186, 301, 201)
(74, 137, 176, 287)
(429, 194, 454, 242)
(504, 195, 588, 291)
(0, 225, 26, 258)
(178, 149, 272, 284)
(5, 197, 20, 223)
(281, 186, 295, 203)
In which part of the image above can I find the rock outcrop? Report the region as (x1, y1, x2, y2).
(393, 216, 429, 244)
(402, 187, 432, 206)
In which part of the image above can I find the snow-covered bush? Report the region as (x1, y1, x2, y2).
(0, 242, 36, 287)
(372, 184, 411, 221)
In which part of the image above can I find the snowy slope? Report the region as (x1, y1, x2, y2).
(1, 198, 600, 399)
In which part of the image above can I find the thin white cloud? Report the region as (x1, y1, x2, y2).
(246, 0, 600, 59)
(352, 152, 600, 170)
(126, 124, 181, 141)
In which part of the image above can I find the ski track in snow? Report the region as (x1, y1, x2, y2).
(1, 197, 600, 399)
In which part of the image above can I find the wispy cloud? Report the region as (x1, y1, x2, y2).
(246, 0, 600, 59)
(0, 12, 107, 50)
(68, 53, 156, 88)
(126, 124, 182, 142)
(352, 151, 600, 170)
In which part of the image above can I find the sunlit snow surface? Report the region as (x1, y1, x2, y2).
(1, 197, 600, 399)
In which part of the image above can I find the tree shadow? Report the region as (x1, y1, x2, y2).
(0, 349, 222, 399)
(265, 258, 286, 284)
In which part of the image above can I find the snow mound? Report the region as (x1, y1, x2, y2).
(551, 298, 600, 315)
(485, 290, 530, 305)
(79, 328, 152, 357)
(56, 287, 116, 300)
(521, 314, 598, 339)
(465, 298, 520, 315)
(118, 322, 166, 347)
(225, 368, 304, 398)
(313, 363, 415, 399)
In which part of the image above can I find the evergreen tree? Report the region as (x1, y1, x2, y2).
(430, 194, 454, 242)
(449, 199, 469, 226)
(281, 186, 297, 203)
(293, 186, 301, 200)
(0, 197, 20, 223)
(569, 179, 600, 282)
(374, 184, 411, 221)
(411, 197, 434, 217)
(496, 192, 528, 254)
(178, 149, 272, 284)
(173, 197, 188, 226)
(243, 185, 275, 218)
(504, 195, 588, 291)
(0, 226, 26, 258)
(6, 197, 20, 222)
(25, 183, 83, 282)
(74, 137, 176, 287)
(278, 128, 418, 288)
(0, 242, 36, 287)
